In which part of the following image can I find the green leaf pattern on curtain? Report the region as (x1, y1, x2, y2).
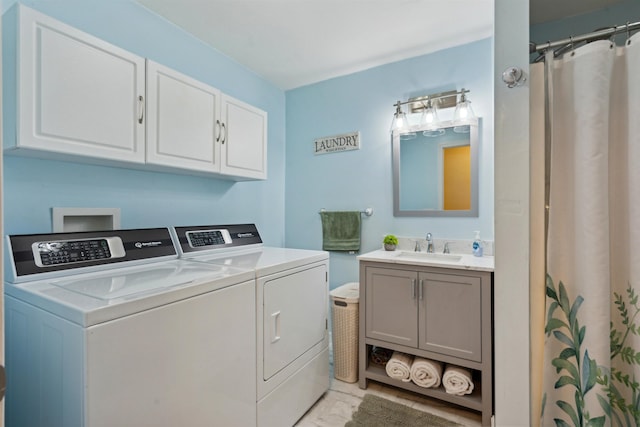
(544, 275, 640, 426)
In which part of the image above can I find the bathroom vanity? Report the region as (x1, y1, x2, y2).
(357, 249, 494, 426)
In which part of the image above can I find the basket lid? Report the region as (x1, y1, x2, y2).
(330, 282, 359, 303)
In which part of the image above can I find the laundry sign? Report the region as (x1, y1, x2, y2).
(314, 131, 360, 155)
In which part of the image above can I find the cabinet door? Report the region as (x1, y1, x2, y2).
(365, 267, 418, 347)
(16, 6, 145, 163)
(418, 272, 482, 361)
(146, 60, 221, 172)
(220, 94, 267, 180)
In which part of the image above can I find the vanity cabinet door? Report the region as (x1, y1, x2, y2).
(418, 272, 482, 362)
(146, 60, 221, 173)
(13, 6, 146, 163)
(365, 267, 418, 347)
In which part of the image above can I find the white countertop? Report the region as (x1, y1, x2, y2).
(357, 249, 494, 272)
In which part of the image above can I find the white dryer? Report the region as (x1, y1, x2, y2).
(4, 228, 257, 427)
(172, 224, 330, 427)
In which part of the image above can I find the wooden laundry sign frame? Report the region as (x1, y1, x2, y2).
(314, 131, 360, 155)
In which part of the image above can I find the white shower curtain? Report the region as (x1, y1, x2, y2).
(540, 33, 640, 426)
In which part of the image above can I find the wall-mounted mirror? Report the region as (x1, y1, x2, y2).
(393, 119, 479, 217)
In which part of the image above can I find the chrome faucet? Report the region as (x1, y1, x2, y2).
(443, 242, 450, 254)
(426, 233, 434, 253)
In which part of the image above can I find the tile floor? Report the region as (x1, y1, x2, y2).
(295, 350, 483, 426)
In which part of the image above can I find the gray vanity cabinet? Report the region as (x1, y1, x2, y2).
(364, 267, 482, 361)
(359, 261, 493, 426)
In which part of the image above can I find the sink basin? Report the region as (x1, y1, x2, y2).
(395, 251, 463, 262)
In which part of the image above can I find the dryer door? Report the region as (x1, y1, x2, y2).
(262, 263, 327, 379)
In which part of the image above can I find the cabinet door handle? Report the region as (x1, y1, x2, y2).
(221, 122, 227, 144)
(271, 311, 281, 343)
(412, 279, 417, 300)
(215, 120, 221, 142)
(419, 279, 424, 300)
(137, 95, 144, 124)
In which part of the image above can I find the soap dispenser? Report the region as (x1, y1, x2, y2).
(472, 231, 483, 257)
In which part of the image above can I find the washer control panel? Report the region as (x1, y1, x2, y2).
(32, 237, 126, 267)
(7, 228, 177, 282)
(186, 229, 232, 248)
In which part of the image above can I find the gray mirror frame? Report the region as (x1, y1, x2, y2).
(392, 118, 479, 217)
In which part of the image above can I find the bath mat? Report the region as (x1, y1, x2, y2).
(345, 394, 462, 427)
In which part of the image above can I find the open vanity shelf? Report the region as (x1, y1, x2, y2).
(358, 258, 494, 426)
(363, 343, 485, 409)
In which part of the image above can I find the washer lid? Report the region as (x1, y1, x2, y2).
(4, 259, 254, 326)
(52, 263, 211, 300)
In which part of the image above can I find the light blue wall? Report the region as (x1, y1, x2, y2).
(530, 0, 640, 50)
(284, 38, 494, 289)
(2, 1, 494, 289)
(2, 0, 287, 245)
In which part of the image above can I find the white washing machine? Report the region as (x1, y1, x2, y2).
(4, 227, 258, 427)
(172, 224, 330, 427)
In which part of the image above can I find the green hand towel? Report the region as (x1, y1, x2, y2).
(320, 211, 361, 252)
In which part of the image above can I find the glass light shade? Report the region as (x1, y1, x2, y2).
(419, 100, 439, 129)
(423, 128, 445, 137)
(391, 103, 415, 139)
(453, 99, 475, 123)
(453, 125, 470, 134)
(453, 97, 474, 134)
(390, 110, 409, 132)
(390, 102, 411, 134)
(420, 99, 443, 137)
(400, 131, 417, 140)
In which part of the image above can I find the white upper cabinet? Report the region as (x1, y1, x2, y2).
(146, 60, 221, 173)
(220, 94, 267, 180)
(5, 5, 268, 180)
(10, 5, 146, 163)
(146, 62, 268, 179)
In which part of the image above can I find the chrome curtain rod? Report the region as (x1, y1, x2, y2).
(530, 20, 640, 54)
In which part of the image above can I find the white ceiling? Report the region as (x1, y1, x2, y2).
(135, 0, 493, 90)
(135, 0, 622, 90)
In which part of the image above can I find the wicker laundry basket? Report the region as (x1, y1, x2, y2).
(330, 282, 359, 383)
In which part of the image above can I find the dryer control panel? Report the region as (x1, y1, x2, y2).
(173, 224, 263, 255)
(186, 229, 232, 248)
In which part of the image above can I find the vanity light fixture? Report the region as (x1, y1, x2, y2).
(391, 88, 474, 137)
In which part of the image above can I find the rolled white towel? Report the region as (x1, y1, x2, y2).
(410, 357, 443, 388)
(443, 365, 474, 395)
(385, 351, 413, 382)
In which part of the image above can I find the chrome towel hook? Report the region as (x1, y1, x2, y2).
(501, 67, 526, 88)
